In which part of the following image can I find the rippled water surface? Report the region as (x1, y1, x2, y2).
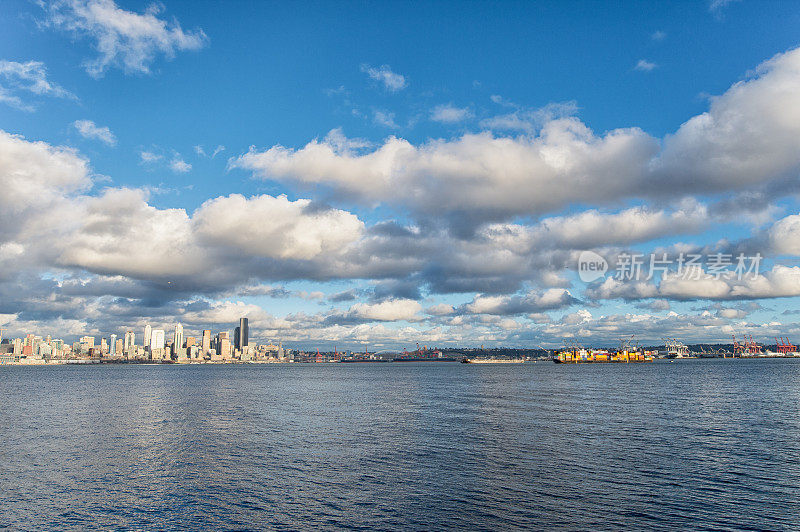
(1, 360, 799, 530)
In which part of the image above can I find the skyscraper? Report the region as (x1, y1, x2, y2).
(201, 330, 211, 355)
(110, 334, 117, 355)
(238, 317, 249, 351)
(123, 330, 134, 353)
(150, 329, 165, 350)
(144, 324, 152, 351)
(173, 323, 184, 355)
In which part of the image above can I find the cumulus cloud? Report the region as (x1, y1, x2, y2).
(360, 63, 407, 91)
(43, 0, 207, 77)
(464, 289, 577, 316)
(588, 265, 800, 302)
(655, 46, 800, 192)
(0, 130, 91, 202)
(348, 299, 422, 322)
(767, 213, 800, 255)
(193, 194, 364, 260)
(73, 119, 116, 146)
(235, 46, 800, 228)
(233, 120, 658, 224)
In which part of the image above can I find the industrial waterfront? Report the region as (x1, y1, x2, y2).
(3, 317, 799, 365)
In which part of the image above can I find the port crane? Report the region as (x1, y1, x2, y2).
(732, 334, 745, 357)
(619, 335, 639, 353)
(776, 337, 796, 354)
(744, 335, 762, 355)
(663, 338, 690, 358)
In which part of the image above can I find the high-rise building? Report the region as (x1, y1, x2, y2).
(173, 323, 184, 355)
(238, 318, 249, 350)
(110, 334, 117, 355)
(150, 329, 165, 350)
(201, 330, 211, 355)
(123, 330, 135, 352)
(144, 324, 152, 351)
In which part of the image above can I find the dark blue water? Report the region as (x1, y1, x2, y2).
(1, 360, 799, 530)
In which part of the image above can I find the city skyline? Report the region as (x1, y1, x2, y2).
(3, 0, 800, 349)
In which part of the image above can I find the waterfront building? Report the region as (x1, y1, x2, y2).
(144, 324, 152, 351)
(173, 323, 184, 356)
(123, 330, 135, 352)
(150, 329, 165, 351)
(238, 318, 249, 351)
(110, 334, 117, 355)
(201, 330, 211, 355)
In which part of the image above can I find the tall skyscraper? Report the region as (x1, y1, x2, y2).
(173, 323, 184, 355)
(110, 334, 117, 355)
(123, 330, 135, 352)
(144, 324, 152, 351)
(150, 329, 165, 350)
(201, 330, 211, 355)
(238, 317, 249, 350)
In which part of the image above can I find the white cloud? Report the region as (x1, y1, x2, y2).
(0, 60, 75, 110)
(430, 104, 473, 123)
(0, 130, 91, 211)
(634, 59, 657, 72)
(717, 308, 747, 319)
(656, 46, 800, 191)
(709, 0, 740, 13)
(193, 194, 364, 260)
(233, 120, 658, 221)
(73, 119, 116, 146)
(348, 299, 422, 321)
(464, 289, 576, 315)
(480, 101, 578, 132)
(194, 144, 225, 158)
(169, 156, 191, 173)
(426, 303, 455, 316)
(372, 109, 398, 128)
(44, 0, 207, 77)
(768, 213, 800, 255)
(651, 30, 666, 41)
(139, 150, 162, 163)
(235, 46, 800, 226)
(360, 64, 407, 91)
(589, 265, 800, 302)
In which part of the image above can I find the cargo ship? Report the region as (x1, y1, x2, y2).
(553, 348, 654, 364)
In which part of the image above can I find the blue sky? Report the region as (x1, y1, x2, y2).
(2, 0, 800, 349)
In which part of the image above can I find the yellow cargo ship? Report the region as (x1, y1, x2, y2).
(553, 349, 654, 363)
